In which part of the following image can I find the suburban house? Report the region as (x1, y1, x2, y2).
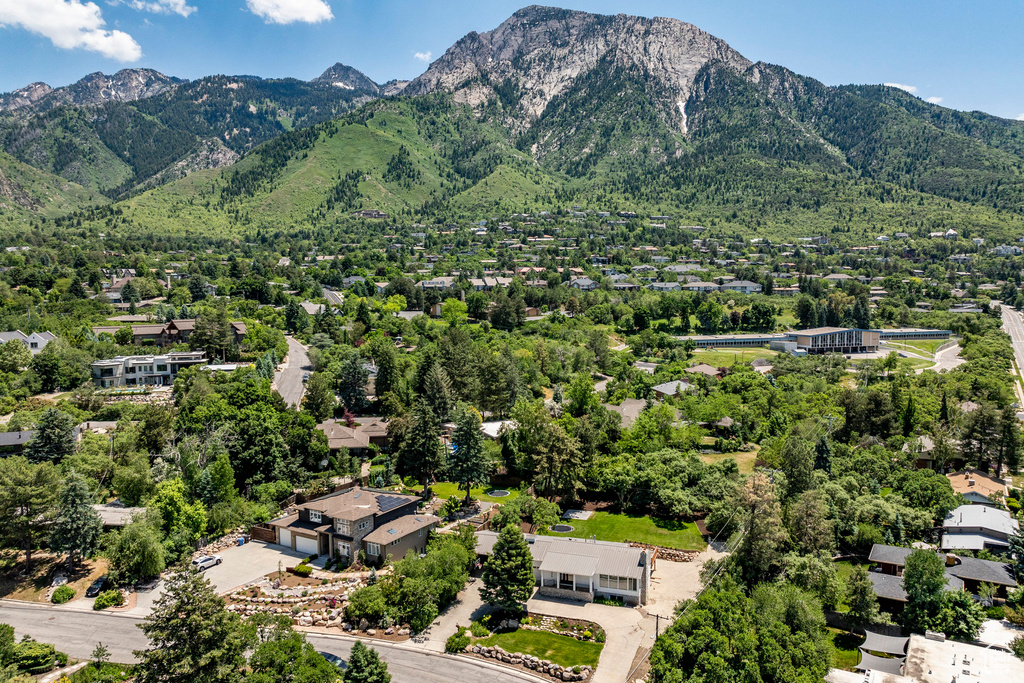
(92, 504, 147, 530)
(945, 469, 1007, 506)
(868, 544, 1017, 603)
(418, 276, 457, 291)
(647, 282, 680, 292)
(269, 487, 438, 566)
(652, 380, 692, 399)
(316, 417, 389, 456)
(475, 531, 651, 606)
(569, 277, 598, 291)
(719, 280, 763, 294)
(681, 281, 720, 293)
(941, 504, 1019, 552)
(684, 364, 722, 379)
(91, 319, 247, 347)
(604, 398, 648, 429)
(901, 435, 937, 470)
(0, 330, 56, 354)
(91, 351, 208, 388)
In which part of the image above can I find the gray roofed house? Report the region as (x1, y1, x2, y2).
(604, 398, 648, 428)
(653, 380, 692, 398)
(475, 530, 650, 605)
(867, 569, 963, 603)
(941, 504, 1019, 551)
(92, 504, 146, 529)
(0, 330, 56, 354)
(868, 543, 1017, 598)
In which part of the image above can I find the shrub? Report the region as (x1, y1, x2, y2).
(292, 564, 313, 577)
(51, 585, 75, 604)
(985, 605, 1006, 620)
(469, 621, 490, 638)
(14, 640, 55, 672)
(56, 651, 68, 667)
(93, 590, 124, 611)
(445, 627, 470, 653)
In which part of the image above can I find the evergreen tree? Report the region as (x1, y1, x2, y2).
(939, 392, 950, 425)
(397, 404, 446, 487)
(846, 565, 884, 633)
(421, 363, 454, 423)
(303, 372, 337, 422)
(480, 524, 535, 613)
(342, 641, 390, 683)
(49, 471, 103, 570)
(26, 408, 77, 463)
(192, 300, 232, 361)
(734, 473, 789, 584)
(447, 404, 492, 504)
(135, 567, 250, 683)
(0, 457, 58, 566)
(337, 354, 370, 412)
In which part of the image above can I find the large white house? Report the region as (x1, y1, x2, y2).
(91, 351, 207, 388)
(475, 531, 651, 605)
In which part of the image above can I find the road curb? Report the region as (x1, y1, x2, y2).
(0, 599, 146, 622)
(299, 629, 550, 683)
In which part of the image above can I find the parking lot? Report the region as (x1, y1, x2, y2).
(129, 541, 310, 615)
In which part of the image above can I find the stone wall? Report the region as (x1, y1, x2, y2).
(539, 586, 593, 602)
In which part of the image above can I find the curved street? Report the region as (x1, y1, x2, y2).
(275, 336, 311, 408)
(0, 601, 543, 683)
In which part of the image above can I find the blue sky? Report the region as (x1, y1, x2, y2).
(1, 0, 1023, 120)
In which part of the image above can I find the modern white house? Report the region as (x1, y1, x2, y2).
(475, 531, 651, 605)
(91, 351, 207, 388)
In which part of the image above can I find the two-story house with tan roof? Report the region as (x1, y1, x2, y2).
(269, 487, 439, 567)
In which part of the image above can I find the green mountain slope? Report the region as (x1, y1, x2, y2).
(0, 150, 106, 221)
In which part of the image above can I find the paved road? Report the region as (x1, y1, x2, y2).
(276, 336, 311, 408)
(323, 287, 344, 307)
(0, 602, 540, 683)
(928, 342, 966, 373)
(1001, 306, 1024, 410)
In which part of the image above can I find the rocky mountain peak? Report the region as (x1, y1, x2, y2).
(311, 63, 379, 93)
(405, 4, 751, 133)
(0, 68, 180, 114)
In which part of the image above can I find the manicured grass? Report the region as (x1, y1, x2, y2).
(539, 511, 706, 551)
(833, 558, 872, 612)
(477, 629, 603, 668)
(828, 628, 863, 670)
(412, 481, 522, 504)
(700, 446, 760, 474)
(885, 339, 947, 356)
(691, 348, 778, 367)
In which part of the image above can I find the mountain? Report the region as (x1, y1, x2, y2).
(0, 66, 378, 202)
(0, 150, 105, 219)
(312, 63, 379, 94)
(0, 69, 180, 113)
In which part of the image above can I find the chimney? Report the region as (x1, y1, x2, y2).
(968, 479, 975, 487)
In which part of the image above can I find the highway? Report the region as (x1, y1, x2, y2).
(0, 601, 542, 683)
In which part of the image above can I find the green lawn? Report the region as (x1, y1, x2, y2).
(885, 339, 947, 356)
(539, 511, 706, 551)
(700, 445, 760, 474)
(691, 348, 778, 367)
(833, 559, 872, 612)
(477, 629, 603, 668)
(411, 481, 522, 504)
(828, 628, 863, 670)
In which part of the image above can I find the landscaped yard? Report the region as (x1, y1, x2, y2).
(477, 629, 603, 668)
(833, 558, 872, 612)
(540, 511, 706, 551)
(884, 339, 947, 356)
(691, 348, 778, 367)
(0, 551, 108, 604)
(700, 444, 760, 474)
(828, 628, 863, 670)
(412, 481, 523, 504)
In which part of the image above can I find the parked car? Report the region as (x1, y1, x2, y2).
(85, 575, 108, 597)
(319, 652, 346, 671)
(191, 555, 222, 571)
(302, 373, 310, 383)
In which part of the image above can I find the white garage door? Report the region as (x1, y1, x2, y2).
(278, 529, 291, 549)
(294, 535, 318, 556)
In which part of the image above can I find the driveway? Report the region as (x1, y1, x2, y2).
(412, 580, 496, 653)
(275, 336, 311, 408)
(645, 545, 728, 618)
(125, 541, 308, 615)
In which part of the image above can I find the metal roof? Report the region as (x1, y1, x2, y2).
(941, 533, 1008, 550)
(540, 552, 599, 577)
(476, 531, 647, 579)
(943, 504, 1019, 536)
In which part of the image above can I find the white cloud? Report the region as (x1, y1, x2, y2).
(0, 0, 142, 61)
(925, 96, 943, 104)
(246, 0, 332, 24)
(414, 51, 432, 63)
(1016, 114, 1024, 121)
(884, 82, 918, 94)
(122, 0, 196, 18)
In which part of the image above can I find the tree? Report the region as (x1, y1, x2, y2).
(247, 614, 342, 683)
(303, 372, 337, 422)
(26, 408, 77, 463)
(135, 567, 250, 683)
(846, 565, 885, 633)
(151, 479, 207, 542)
(789, 490, 835, 555)
(421, 362, 454, 423)
(1009, 529, 1024, 583)
(902, 550, 947, 633)
(0, 340, 30, 373)
(447, 404, 492, 504)
(284, 300, 309, 333)
(107, 517, 166, 585)
(480, 524, 535, 613)
(337, 354, 369, 412)
(192, 300, 232, 361)
(397, 404, 446, 487)
(0, 457, 58, 566)
(936, 590, 985, 641)
(780, 552, 843, 608)
(343, 641, 390, 683)
(49, 472, 103, 571)
(733, 473, 788, 584)
(440, 299, 467, 327)
(91, 642, 111, 669)
(780, 434, 814, 497)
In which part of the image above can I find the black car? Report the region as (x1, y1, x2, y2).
(85, 575, 107, 598)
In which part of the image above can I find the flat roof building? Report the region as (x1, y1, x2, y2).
(789, 327, 880, 354)
(92, 351, 207, 388)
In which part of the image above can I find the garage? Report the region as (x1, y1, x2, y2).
(294, 534, 318, 556)
(278, 529, 292, 549)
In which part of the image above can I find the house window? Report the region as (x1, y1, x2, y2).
(337, 541, 351, 556)
(156, 364, 167, 372)
(357, 520, 371, 531)
(336, 520, 350, 535)
(309, 511, 322, 523)
(366, 543, 380, 556)
(599, 575, 637, 591)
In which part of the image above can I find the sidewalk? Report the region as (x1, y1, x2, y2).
(410, 580, 495, 652)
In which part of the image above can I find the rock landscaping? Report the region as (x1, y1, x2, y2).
(627, 542, 698, 562)
(471, 644, 593, 681)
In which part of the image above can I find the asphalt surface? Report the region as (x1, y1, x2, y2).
(322, 287, 344, 307)
(276, 336, 311, 408)
(0, 602, 542, 683)
(1001, 306, 1024, 411)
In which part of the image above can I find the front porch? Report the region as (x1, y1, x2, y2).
(538, 569, 595, 603)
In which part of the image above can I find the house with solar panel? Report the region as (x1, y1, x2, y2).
(268, 487, 440, 567)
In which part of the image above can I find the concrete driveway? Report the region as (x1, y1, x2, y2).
(127, 541, 308, 615)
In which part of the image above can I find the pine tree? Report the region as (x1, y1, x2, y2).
(135, 567, 250, 683)
(26, 408, 77, 463)
(939, 392, 950, 425)
(846, 565, 884, 633)
(480, 524, 536, 613)
(447, 404, 492, 504)
(398, 404, 446, 487)
(343, 641, 391, 683)
(50, 471, 103, 571)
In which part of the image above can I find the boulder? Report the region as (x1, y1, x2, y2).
(366, 629, 376, 635)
